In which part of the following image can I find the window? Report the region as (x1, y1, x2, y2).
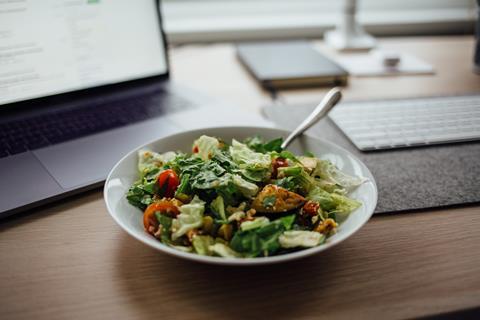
(162, 0, 476, 43)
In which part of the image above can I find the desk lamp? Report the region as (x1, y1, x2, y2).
(325, 0, 376, 51)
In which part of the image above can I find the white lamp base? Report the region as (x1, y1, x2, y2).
(325, 28, 376, 52)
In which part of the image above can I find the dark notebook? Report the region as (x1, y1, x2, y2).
(264, 103, 480, 214)
(236, 41, 348, 89)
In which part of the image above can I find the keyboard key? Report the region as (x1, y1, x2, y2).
(0, 148, 8, 158)
(25, 137, 50, 149)
(6, 142, 27, 155)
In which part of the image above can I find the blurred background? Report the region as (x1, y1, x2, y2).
(161, 0, 476, 44)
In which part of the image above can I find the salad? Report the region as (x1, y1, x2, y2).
(126, 135, 364, 258)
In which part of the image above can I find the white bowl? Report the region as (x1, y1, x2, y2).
(104, 127, 377, 266)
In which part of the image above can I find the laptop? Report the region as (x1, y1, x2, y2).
(0, 0, 269, 218)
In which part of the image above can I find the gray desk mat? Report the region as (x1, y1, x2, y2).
(264, 104, 480, 214)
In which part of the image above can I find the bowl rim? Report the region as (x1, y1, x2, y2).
(104, 126, 378, 266)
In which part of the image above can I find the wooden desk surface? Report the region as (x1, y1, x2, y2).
(1, 36, 480, 320)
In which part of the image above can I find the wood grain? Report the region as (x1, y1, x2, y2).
(1, 37, 480, 320)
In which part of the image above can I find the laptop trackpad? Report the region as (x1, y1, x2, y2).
(33, 119, 178, 190)
(0, 153, 63, 213)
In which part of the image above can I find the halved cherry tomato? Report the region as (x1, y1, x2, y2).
(157, 169, 180, 198)
(143, 201, 180, 235)
(302, 200, 320, 217)
(272, 157, 289, 178)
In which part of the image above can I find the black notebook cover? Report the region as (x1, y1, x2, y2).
(236, 41, 348, 89)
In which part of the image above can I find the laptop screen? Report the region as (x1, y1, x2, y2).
(0, 0, 167, 106)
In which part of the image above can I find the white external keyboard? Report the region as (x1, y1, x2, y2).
(328, 95, 480, 151)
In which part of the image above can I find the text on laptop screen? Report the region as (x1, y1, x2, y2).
(0, 0, 167, 105)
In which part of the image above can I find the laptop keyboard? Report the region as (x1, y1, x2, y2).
(329, 95, 480, 150)
(0, 91, 192, 158)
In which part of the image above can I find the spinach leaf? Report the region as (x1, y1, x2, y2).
(170, 155, 204, 176)
(279, 214, 296, 230)
(211, 150, 238, 172)
(230, 231, 261, 257)
(216, 178, 241, 206)
(175, 173, 191, 195)
(230, 219, 286, 257)
(173, 154, 243, 206)
(181, 160, 225, 190)
(243, 136, 263, 152)
(143, 181, 157, 194)
(273, 176, 297, 192)
(262, 138, 284, 153)
(276, 150, 300, 163)
(244, 136, 284, 153)
(126, 181, 154, 210)
(143, 167, 161, 180)
(155, 212, 173, 243)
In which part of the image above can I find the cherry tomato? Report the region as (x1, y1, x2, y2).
(303, 200, 320, 216)
(157, 169, 180, 198)
(143, 201, 180, 235)
(192, 145, 199, 153)
(272, 157, 289, 178)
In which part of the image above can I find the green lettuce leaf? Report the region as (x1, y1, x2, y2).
(209, 243, 242, 258)
(192, 235, 215, 256)
(278, 230, 325, 248)
(168, 245, 193, 253)
(312, 159, 365, 192)
(210, 195, 227, 221)
(240, 217, 270, 231)
(231, 174, 259, 198)
(307, 187, 361, 222)
(138, 149, 176, 174)
(277, 165, 316, 193)
(193, 135, 221, 160)
(229, 139, 271, 182)
(171, 196, 205, 240)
